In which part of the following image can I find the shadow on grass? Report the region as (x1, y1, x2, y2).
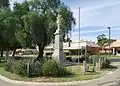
(102, 65, 117, 69)
(86, 71, 100, 75)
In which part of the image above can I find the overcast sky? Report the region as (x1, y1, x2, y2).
(10, 0, 120, 42)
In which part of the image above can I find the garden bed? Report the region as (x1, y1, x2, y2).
(0, 63, 117, 82)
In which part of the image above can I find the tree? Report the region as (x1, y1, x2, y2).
(97, 34, 116, 47)
(0, 7, 10, 57)
(58, 4, 75, 41)
(4, 14, 22, 57)
(23, 11, 47, 60)
(13, 1, 31, 48)
(97, 34, 108, 47)
(0, 0, 9, 7)
(0, 7, 22, 57)
(13, 0, 75, 60)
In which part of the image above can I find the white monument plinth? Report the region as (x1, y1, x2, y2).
(52, 14, 65, 62)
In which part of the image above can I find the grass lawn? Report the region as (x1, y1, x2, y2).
(90, 55, 120, 59)
(0, 62, 117, 82)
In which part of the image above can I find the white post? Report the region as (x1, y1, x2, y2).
(27, 62, 30, 77)
(113, 48, 115, 55)
(95, 62, 99, 72)
(98, 58, 101, 71)
(83, 61, 86, 74)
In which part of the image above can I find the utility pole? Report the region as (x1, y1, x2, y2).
(78, 7, 80, 65)
(108, 27, 111, 57)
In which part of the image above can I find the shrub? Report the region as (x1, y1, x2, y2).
(42, 60, 69, 77)
(5, 58, 27, 76)
(29, 60, 42, 77)
(66, 57, 72, 62)
(13, 60, 27, 76)
(4, 58, 15, 72)
(5, 57, 43, 77)
(75, 56, 89, 63)
(5, 58, 70, 77)
(102, 58, 111, 68)
(0, 57, 5, 62)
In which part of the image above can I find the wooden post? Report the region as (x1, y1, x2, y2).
(5, 50, 9, 62)
(92, 58, 95, 72)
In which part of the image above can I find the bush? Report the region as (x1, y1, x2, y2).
(66, 57, 72, 62)
(0, 57, 5, 62)
(5, 58, 70, 77)
(4, 58, 15, 72)
(75, 56, 89, 63)
(5, 58, 27, 76)
(29, 60, 42, 77)
(13, 60, 27, 76)
(42, 60, 69, 77)
(102, 58, 111, 68)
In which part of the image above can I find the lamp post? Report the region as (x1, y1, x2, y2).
(108, 27, 111, 57)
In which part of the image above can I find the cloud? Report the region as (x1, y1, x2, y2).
(72, 27, 120, 35)
(71, 26, 120, 42)
(63, 0, 120, 41)
(71, 0, 120, 27)
(10, 0, 120, 41)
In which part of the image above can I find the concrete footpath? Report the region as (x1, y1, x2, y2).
(0, 62, 120, 86)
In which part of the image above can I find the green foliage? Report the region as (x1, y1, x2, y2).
(13, 1, 31, 48)
(0, 0, 75, 59)
(58, 4, 75, 41)
(66, 57, 72, 62)
(12, 0, 75, 58)
(4, 58, 14, 72)
(0, 7, 22, 53)
(29, 60, 42, 77)
(24, 11, 46, 46)
(0, 56, 4, 62)
(13, 60, 27, 76)
(97, 34, 116, 47)
(90, 56, 111, 68)
(0, 0, 9, 7)
(5, 58, 27, 76)
(5, 57, 69, 77)
(97, 34, 108, 47)
(42, 60, 69, 76)
(102, 58, 111, 68)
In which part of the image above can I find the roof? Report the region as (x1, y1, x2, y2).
(63, 42, 86, 50)
(86, 41, 100, 47)
(104, 40, 120, 49)
(110, 40, 120, 48)
(44, 41, 100, 50)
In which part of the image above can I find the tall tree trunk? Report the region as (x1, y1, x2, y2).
(1, 49, 3, 57)
(12, 49, 16, 57)
(37, 44, 44, 61)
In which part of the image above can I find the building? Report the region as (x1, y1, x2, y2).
(104, 40, 120, 55)
(44, 40, 100, 57)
